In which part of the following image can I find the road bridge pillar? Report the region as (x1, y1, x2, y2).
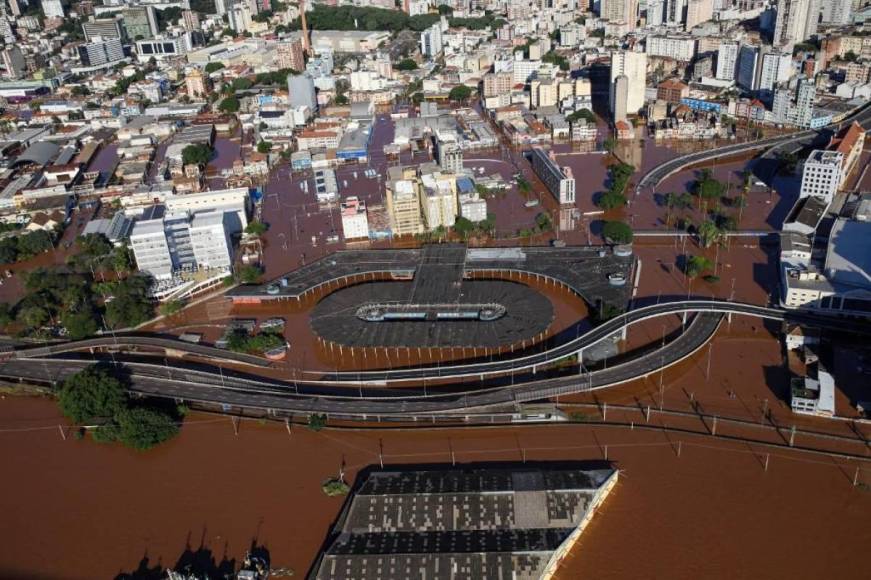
(577, 349, 583, 365)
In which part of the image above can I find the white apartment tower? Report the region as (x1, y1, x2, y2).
(716, 41, 740, 81)
(773, 0, 820, 49)
(610, 50, 647, 117)
(799, 151, 844, 201)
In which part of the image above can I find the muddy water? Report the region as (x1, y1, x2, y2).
(0, 396, 868, 580)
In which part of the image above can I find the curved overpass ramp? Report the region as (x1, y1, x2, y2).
(12, 299, 865, 386)
(13, 335, 271, 367)
(635, 101, 871, 194)
(0, 313, 723, 418)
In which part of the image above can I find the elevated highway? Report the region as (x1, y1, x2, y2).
(0, 313, 723, 419)
(10, 300, 868, 387)
(635, 101, 871, 194)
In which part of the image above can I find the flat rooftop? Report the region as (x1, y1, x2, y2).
(312, 464, 617, 580)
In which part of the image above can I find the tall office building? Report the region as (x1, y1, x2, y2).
(716, 41, 740, 81)
(601, 0, 638, 28)
(77, 38, 124, 67)
(685, 0, 713, 29)
(610, 50, 647, 117)
(773, 0, 820, 49)
(736, 44, 761, 91)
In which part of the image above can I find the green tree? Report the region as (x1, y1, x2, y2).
(112, 244, 134, 272)
(696, 220, 722, 248)
(237, 265, 262, 283)
(602, 221, 633, 243)
(182, 143, 214, 166)
(17, 305, 49, 330)
(0, 303, 12, 327)
(57, 366, 127, 424)
(394, 58, 418, 71)
(685, 255, 714, 279)
(17, 230, 54, 259)
(111, 407, 179, 450)
(245, 220, 268, 236)
(257, 140, 272, 154)
(218, 95, 240, 113)
(603, 137, 617, 153)
(448, 84, 472, 102)
(204, 61, 225, 74)
(453, 216, 474, 238)
(231, 77, 253, 91)
(322, 478, 350, 496)
(566, 109, 595, 123)
(104, 277, 153, 329)
(535, 212, 553, 232)
(308, 413, 327, 431)
(62, 309, 99, 340)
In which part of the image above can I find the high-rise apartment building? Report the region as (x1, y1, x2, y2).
(483, 72, 513, 97)
(420, 23, 443, 57)
(613, 75, 628, 121)
(646, 35, 696, 61)
(759, 51, 793, 95)
(773, 0, 820, 48)
(685, 0, 713, 29)
(610, 50, 647, 117)
(601, 0, 638, 29)
(386, 167, 424, 237)
(799, 151, 843, 201)
(420, 172, 458, 230)
(276, 35, 305, 72)
(436, 138, 463, 174)
(530, 148, 576, 205)
(819, 0, 853, 25)
(130, 211, 234, 280)
(716, 41, 740, 81)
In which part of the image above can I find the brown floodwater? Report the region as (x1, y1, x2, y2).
(0, 395, 868, 580)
